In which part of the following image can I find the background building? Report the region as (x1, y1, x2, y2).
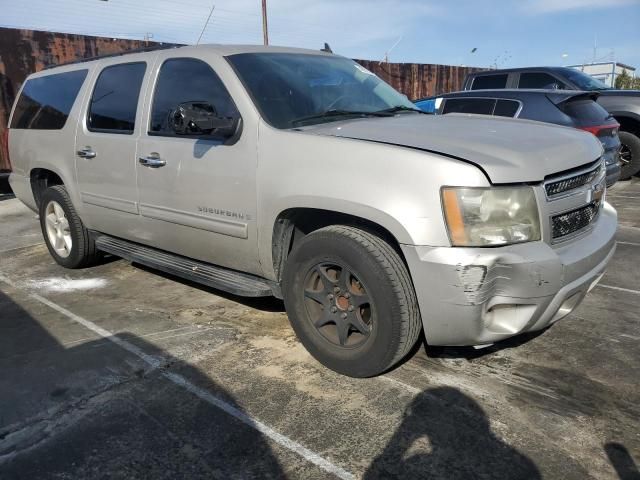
(566, 62, 636, 88)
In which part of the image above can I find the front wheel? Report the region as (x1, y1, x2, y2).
(282, 225, 422, 377)
(39, 185, 101, 269)
(618, 131, 640, 180)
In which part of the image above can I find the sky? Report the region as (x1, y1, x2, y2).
(1, 0, 639, 69)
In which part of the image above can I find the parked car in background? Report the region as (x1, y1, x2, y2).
(415, 89, 622, 185)
(463, 67, 640, 179)
(8, 45, 617, 377)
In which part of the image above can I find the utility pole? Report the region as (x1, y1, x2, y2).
(262, 0, 269, 45)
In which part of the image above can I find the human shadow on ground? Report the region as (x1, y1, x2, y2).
(605, 442, 640, 480)
(363, 386, 541, 480)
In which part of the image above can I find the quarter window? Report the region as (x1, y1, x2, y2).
(518, 72, 566, 90)
(150, 58, 238, 135)
(442, 98, 496, 115)
(88, 62, 146, 134)
(471, 74, 508, 89)
(494, 99, 520, 117)
(10, 70, 88, 130)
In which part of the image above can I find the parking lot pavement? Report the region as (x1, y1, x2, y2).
(0, 181, 639, 480)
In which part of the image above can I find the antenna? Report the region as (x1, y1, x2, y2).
(379, 36, 403, 65)
(196, 2, 216, 45)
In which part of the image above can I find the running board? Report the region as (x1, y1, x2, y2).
(93, 234, 274, 297)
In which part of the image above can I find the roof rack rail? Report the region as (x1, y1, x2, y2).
(44, 44, 181, 70)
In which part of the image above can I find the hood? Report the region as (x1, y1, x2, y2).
(301, 113, 602, 184)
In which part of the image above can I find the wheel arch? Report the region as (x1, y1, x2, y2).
(30, 167, 65, 209)
(612, 112, 640, 136)
(269, 206, 411, 284)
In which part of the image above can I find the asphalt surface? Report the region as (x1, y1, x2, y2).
(0, 179, 639, 479)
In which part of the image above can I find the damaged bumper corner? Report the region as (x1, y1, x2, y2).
(402, 202, 617, 346)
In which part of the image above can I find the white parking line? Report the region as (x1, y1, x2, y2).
(597, 284, 640, 296)
(0, 274, 354, 480)
(617, 241, 640, 247)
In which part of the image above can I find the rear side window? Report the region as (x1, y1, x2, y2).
(10, 70, 87, 130)
(442, 98, 496, 115)
(88, 62, 146, 134)
(150, 58, 238, 135)
(518, 72, 566, 90)
(560, 99, 609, 127)
(494, 99, 520, 117)
(471, 74, 508, 89)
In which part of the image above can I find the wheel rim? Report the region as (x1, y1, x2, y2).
(619, 143, 632, 167)
(44, 200, 72, 258)
(302, 262, 373, 348)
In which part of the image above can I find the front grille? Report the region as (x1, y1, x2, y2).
(551, 202, 599, 240)
(545, 163, 601, 197)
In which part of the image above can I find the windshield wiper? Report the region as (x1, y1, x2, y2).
(376, 105, 431, 114)
(291, 109, 393, 126)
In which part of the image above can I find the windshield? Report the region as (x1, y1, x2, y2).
(563, 68, 610, 91)
(227, 53, 416, 128)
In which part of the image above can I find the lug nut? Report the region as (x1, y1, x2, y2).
(334, 287, 340, 293)
(341, 313, 347, 319)
(327, 294, 334, 300)
(348, 305, 354, 312)
(331, 306, 337, 313)
(344, 293, 351, 299)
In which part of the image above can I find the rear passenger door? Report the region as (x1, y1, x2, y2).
(75, 60, 149, 239)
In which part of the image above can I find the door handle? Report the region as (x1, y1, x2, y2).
(77, 147, 96, 159)
(138, 153, 166, 168)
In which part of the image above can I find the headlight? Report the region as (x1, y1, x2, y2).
(441, 186, 541, 247)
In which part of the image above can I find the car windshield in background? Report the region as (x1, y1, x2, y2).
(563, 69, 610, 91)
(227, 53, 417, 128)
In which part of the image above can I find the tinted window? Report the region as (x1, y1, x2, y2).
(518, 72, 565, 89)
(150, 58, 239, 135)
(442, 98, 496, 115)
(494, 99, 520, 117)
(227, 53, 415, 129)
(88, 62, 146, 133)
(471, 74, 508, 89)
(10, 70, 87, 129)
(560, 99, 609, 127)
(562, 69, 610, 91)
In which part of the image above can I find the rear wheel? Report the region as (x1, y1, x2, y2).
(618, 131, 640, 179)
(39, 185, 101, 268)
(283, 225, 422, 377)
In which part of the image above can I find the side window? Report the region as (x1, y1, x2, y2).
(442, 98, 496, 115)
(88, 62, 146, 134)
(150, 58, 239, 135)
(10, 70, 88, 130)
(518, 72, 565, 90)
(494, 100, 520, 117)
(471, 74, 508, 90)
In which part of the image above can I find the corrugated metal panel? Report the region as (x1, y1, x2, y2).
(354, 59, 482, 100)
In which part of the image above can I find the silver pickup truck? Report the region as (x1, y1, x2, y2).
(8, 45, 617, 377)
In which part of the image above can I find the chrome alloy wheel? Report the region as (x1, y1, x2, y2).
(44, 200, 72, 258)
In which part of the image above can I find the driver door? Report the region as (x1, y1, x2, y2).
(136, 55, 260, 274)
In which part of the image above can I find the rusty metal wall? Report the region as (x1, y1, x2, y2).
(354, 59, 482, 101)
(0, 27, 481, 172)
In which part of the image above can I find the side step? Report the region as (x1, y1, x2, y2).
(94, 234, 274, 297)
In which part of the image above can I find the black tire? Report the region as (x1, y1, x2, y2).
(39, 185, 101, 269)
(282, 225, 422, 377)
(618, 131, 640, 180)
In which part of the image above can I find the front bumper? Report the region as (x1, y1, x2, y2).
(401, 202, 617, 346)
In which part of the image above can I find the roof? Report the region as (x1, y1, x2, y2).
(415, 88, 597, 103)
(468, 66, 574, 76)
(43, 43, 333, 70)
(566, 62, 636, 71)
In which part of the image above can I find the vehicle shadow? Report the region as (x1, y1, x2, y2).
(605, 442, 640, 480)
(363, 386, 541, 480)
(0, 289, 286, 479)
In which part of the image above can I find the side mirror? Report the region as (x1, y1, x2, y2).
(170, 101, 237, 138)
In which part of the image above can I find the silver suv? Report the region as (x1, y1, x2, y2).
(8, 45, 617, 377)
